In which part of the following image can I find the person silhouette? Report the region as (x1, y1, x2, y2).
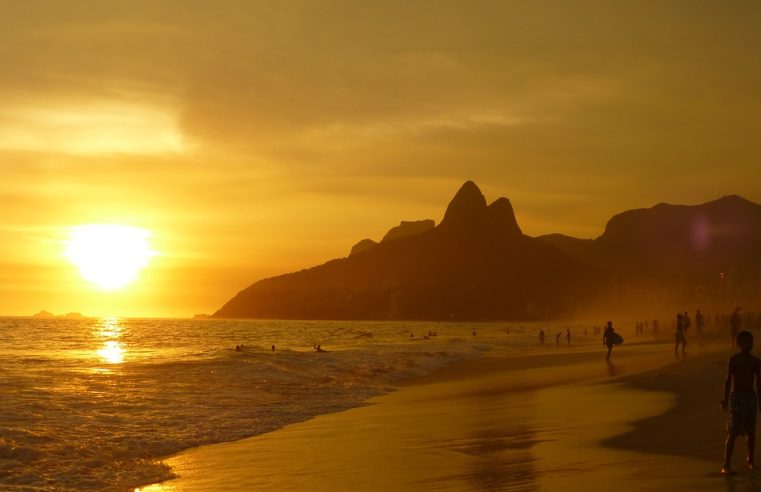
(603, 321, 616, 362)
(721, 331, 761, 475)
(539, 329, 545, 345)
(675, 313, 686, 355)
(696, 309, 705, 337)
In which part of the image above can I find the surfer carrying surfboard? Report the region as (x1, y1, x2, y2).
(602, 321, 621, 362)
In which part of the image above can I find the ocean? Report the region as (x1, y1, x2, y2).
(0, 317, 556, 491)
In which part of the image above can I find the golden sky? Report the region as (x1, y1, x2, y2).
(1, 1, 760, 317)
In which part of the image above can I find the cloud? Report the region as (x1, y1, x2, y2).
(0, 100, 184, 155)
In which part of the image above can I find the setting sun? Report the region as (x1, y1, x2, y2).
(65, 225, 155, 290)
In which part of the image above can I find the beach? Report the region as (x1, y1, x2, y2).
(140, 332, 749, 491)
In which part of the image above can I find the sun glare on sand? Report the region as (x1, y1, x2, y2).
(65, 225, 155, 290)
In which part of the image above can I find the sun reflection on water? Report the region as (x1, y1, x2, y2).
(95, 317, 126, 364)
(98, 340, 125, 364)
(97, 317, 123, 339)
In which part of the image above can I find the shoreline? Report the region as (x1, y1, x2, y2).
(138, 334, 732, 491)
(603, 346, 730, 463)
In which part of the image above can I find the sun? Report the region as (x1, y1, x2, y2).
(65, 224, 155, 290)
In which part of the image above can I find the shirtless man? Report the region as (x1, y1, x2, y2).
(721, 331, 761, 475)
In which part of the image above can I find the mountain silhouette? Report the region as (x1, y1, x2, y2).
(537, 195, 761, 293)
(350, 219, 435, 256)
(214, 181, 607, 320)
(381, 220, 435, 243)
(349, 238, 379, 257)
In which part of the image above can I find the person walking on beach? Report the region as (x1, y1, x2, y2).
(696, 309, 705, 337)
(721, 331, 761, 475)
(555, 332, 561, 347)
(566, 329, 571, 346)
(538, 329, 545, 345)
(602, 321, 616, 362)
(675, 313, 687, 355)
(731, 308, 743, 348)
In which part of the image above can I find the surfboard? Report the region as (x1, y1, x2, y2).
(610, 332, 624, 345)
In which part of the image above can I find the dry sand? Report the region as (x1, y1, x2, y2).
(140, 333, 759, 491)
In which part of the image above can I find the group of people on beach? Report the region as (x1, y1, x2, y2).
(673, 307, 749, 354)
(243, 305, 761, 478)
(534, 307, 755, 372)
(537, 320, 620, 362)
(596, 307, 761, 476)
(538, 320, 620, 362)
(599, 306, 761, 476)
(235, 343, 326, 352)
(633, 319, 661, 336)
(537, 328, 573, 347)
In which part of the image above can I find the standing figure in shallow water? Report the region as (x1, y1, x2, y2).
(675, 313, 687, 355)
(696, 309, 705, 337)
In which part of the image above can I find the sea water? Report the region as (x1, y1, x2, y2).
(0, 317, 553, 491)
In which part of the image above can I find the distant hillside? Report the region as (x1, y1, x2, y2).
(349, 238, 378, 257)
(535, 234, 594, 259)
(537, 195, 761, 290)
(214, 181, 607, 320)
(381, 220, 435, 243)
(350, 219, 435, 256)
(32, 310, 55, 318)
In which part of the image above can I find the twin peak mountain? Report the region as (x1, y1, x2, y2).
(215, 181, 761, 320)
(349, 180, 520, 256)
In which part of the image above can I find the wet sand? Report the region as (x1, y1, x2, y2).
(140, 334, 752, 491)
